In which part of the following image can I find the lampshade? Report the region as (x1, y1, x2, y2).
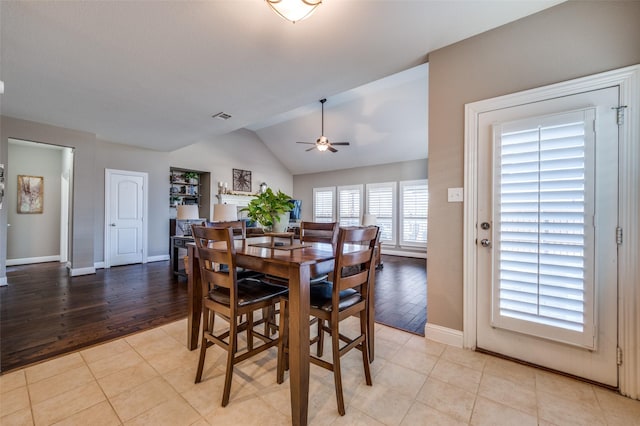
(266, 0, 322, 23)
(362, 213, 377, 227)
(176, 204, 199, 220)
(213, 203, 238, 222)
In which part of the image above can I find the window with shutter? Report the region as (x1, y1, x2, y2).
(492, 109, 596, 348)
(400, 180, 428, 247)
(337, 185, 363, 226)
(366, 182, 396, 244)
(313, 187, 335, 223)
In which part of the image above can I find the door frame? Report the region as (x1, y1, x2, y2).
(463, 64, 640, 399)
(104, 168, 148, 268)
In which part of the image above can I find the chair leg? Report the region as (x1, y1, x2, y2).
(331, 319, 346, 416)
(360, 312, 372, 386)
(277, 299, 288, 384)
(221, 318, 237, 407)
(247, 311, 254, 352)
(317, 319, 324, 357)
(195, 310, 210, 383)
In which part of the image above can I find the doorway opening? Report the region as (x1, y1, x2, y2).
(6, 139, 73, 267)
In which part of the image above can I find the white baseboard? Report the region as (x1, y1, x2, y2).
(94, 262, 105, 269)
(424, 323, 464, 347)
(69, 266, 96, 277)
(6, 255, 61, 266)
(147, 255, 170, 262)
(380, 249, 427, 259)
(0, 276, 7, 287)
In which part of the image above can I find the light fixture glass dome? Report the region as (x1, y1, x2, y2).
(266, 0, 322, 23)
(317, 143, 329, 152)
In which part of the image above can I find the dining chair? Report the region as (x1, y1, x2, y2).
(277, 225, 380, 416)
(192, 225, 288, 407)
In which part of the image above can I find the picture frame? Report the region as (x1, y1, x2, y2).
(232, 168, 252, 192)
(17, 175, 44, 214)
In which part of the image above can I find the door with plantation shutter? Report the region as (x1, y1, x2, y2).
(476, 86, 619, 386)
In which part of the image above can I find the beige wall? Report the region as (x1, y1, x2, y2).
(427, 1, 640, 330)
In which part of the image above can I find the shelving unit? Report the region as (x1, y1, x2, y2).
(169, 167, 210, 220)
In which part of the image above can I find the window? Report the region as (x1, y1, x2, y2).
(400, 180, 428, 246)
(493, 110, 596, 344)
(337, 185, 363, 226)
(366, 182, 396, 244)
(313, 187, 335, 222)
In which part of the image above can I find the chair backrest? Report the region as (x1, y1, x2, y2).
(192, 225, 237, 295)
(300, 221, 339, 248)
(206, 220, 246, 239)
(332, 226, 380, 301)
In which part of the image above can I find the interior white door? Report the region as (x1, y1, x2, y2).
(107, 171, 144, 266)
(476, 86, 619, 386)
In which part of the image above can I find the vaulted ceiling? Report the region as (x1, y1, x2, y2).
(0, 1, 563, 174)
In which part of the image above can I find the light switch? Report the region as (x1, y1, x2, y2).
(448, 187, 464, 202)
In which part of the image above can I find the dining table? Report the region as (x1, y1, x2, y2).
(187, 236, 331, 425)
(186, 235, 376, 426)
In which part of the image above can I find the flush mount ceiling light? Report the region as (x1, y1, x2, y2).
(266, 0, 322, 23)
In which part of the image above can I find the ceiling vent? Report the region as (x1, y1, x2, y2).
(212, 112, 232, 120)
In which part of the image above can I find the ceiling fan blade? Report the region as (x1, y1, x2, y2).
(306, 146, 316, 152)
(328, 146, 338, 153)
(331, 142, 350, 146)
(296, 141, 315, 145)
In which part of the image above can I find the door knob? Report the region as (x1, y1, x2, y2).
(110, 223, 116, 227)
(480, 238, 491, 247)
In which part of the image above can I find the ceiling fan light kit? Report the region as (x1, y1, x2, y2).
(296, 98, 350, 153)
(266, 0, 322, 24)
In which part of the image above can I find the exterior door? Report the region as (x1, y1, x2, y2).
(476, 86, 619, 386)
(106, 170, 145, 267)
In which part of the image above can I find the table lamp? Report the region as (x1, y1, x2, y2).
(176, 204, 200, 236)
(362, 213, 377, 227)
(213, 203, 238, 222)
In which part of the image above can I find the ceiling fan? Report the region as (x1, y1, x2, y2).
(296, 98, 350, 153)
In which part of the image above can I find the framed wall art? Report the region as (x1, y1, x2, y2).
(232, 168, 252, 192)
(17, 175, 44, 214)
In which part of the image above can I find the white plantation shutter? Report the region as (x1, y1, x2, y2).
(493, 109, 596, 348)
(400, 180, 428, 246)
(313, 187, 335, 222)
(366, 182, 396, 244)
(337, 185, 363, 226)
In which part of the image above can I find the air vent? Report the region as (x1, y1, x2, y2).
(212, 112, 232, 120)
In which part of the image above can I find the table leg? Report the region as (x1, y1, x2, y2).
(288, 264, 311, 426)
(187, 244, 202, 350)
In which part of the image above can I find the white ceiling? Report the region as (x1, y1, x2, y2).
(0, 0, 562, 174)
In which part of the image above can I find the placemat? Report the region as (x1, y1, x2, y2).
(248, 242, 307, 250)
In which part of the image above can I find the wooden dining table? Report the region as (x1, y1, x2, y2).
(187, 236, 338, 425)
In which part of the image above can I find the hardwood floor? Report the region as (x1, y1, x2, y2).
(0, 255, 426, 372)
(0, 261, 188, 372)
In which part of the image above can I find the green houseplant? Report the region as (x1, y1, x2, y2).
(241, 188, 293, 232)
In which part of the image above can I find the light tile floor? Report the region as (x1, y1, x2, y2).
(1, 317, 639, 426)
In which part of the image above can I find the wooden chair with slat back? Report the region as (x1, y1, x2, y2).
(277, 225, 380, 416)
(192, 225, 287, 407)
(299, 221, 339, 249)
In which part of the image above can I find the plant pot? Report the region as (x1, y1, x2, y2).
(272, 212, 290, 233)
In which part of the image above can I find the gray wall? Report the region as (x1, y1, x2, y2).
(94, 139, 170, 259)
(1, 116, 97, 274)
(292, 158, 427, 222)
(0, 116, 293, 280)
(170, 129, 293, 219)
(7, 142, 62, 259)
(427, 1, 640, 331)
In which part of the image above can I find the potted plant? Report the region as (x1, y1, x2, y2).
(183, 171, 198, 184)
(241, 188, 293, 232)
